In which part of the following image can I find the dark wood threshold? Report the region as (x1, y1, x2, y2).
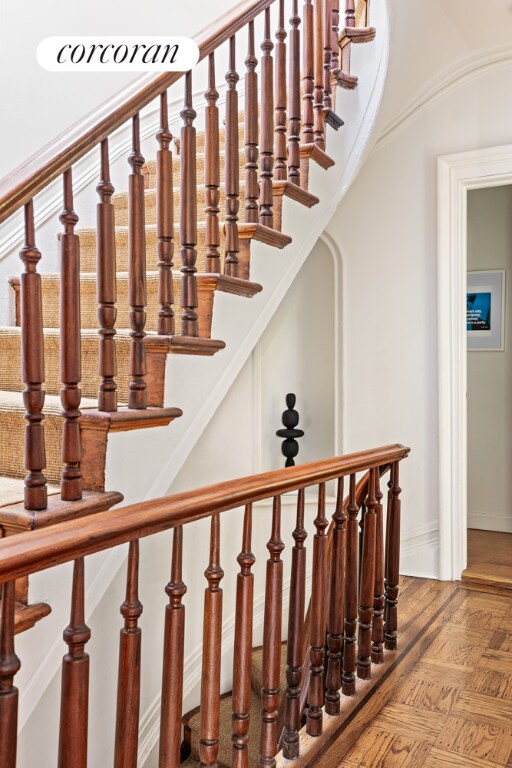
(0, 490, 123, 531)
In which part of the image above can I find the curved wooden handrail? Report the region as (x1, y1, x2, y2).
(0, 0, 275, 224)
(0, 444, 409, 584)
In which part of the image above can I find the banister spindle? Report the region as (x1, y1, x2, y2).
(114, 541, 143, 768)
(274, 0, 288, 182)
(302, 0, 315, 144)
(96, 138, 118, 412)
(180, 71, 199, 337)
(156, 91, 176, 335)
(20, 200, 48, 510)
(259, 496, 284, 768)
(259, 8, 275, 228)
(159, 526, 187, 768)
(59, 169, 82, 501)
(58, 558, 90, 768)
(357, 468, 377, 679)
(287, 0, 301, 186)
(199, 514, 224, 768)
(205, 54, 221, 273)
(342, 473, 358, 695)
(325, 476, 346, 715)
(345, 0, 355, 28)
(224, 35, 240, 278)
(331, 0, 341, 88)
(313, 0, 325, 149)
(323, 0, 333, 113)
(283, 488, 307, 760)
(306, 482, 328, 736)
(128, 113, 147, 409)
(0, 582, 21, 768)
(371, 473, 385, 663)
(384, 462, 401, 651)
(244, 22, 259, 224)
(232, 505, 256, 768)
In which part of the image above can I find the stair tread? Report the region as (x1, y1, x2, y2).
(0, 390, 97, 413)
(0, 475, 59, 508)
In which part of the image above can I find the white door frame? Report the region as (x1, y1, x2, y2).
(437, 144, 512, 580)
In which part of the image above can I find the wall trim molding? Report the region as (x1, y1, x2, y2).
(377, 45, 512, 150)
(437, 143, 512, 580)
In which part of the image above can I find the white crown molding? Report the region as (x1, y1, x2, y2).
(376, 45, 512, 150)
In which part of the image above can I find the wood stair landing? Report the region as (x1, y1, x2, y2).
(181, 578, 461, 768)
(462, 529, 512, 596)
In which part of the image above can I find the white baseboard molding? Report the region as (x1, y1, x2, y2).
(468, 512, 512, 534)
(400, 523, 439, 579)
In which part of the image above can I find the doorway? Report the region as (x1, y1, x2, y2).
(437, 144, 512, 581)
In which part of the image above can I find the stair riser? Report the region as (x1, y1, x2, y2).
(12, 275, 213, 338)
(144, 151, 248, 189)
(0, 333, 165, 405)
(112, 186, 247, 227)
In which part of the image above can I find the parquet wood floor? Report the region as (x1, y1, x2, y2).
(337, 585, 512, 767)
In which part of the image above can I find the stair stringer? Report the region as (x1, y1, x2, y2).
(16, 0, 390, 742)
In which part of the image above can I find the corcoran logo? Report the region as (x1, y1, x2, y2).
(37, 36, 200, 72)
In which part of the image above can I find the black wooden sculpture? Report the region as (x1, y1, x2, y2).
(276, 393, 304, 467)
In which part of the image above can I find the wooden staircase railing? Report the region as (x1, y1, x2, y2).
(0, 443, 409, 767)
(0, 0, 373, 535)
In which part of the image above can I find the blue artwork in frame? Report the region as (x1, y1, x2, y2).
(467, 270, 505, 351)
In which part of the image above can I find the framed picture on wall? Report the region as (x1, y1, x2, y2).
(467, 270, 505, 351)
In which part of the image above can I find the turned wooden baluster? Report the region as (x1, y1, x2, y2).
(128, 113, 147, 409)
(60, 169, 82, 501)
(58, 558, 90, 768)
(97, 138, 118, 412)
(20, 200, 48, 510)
(156, 92, 176, 335)
(345, 0, 356, 28)
(205, 54, 221, 273)
(323, 0, 333, 113)
(180, 71, 199, 336)
(259, 496, 284, 768)
(384, 462, 401, 651)
(287, 0, 301, 186)
(313, 0, 325, 149)
(199, 514, 224, 768)
(274, 0, 287, 182)
(302, 0, 315, 144)
(224, 35, 240, 278)
(0, 581, 21, 768)
(331, 0, 341, 87)
(306, 482, 328, 736)
(114, 541, 143, 768)
(232, 504, 256, 768)
(259, 8, 275, 228)
(283, 488, 307, 760)
(325, 476, 346, 715)
(371, 473, 385, 663)
(159, 526, 187, 768)
(341, 0, 355, 82)
(342, 473, 358, 695)
(244, 22, 259, 224)
(357, 468, 377, 679)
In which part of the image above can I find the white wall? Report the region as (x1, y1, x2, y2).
(467, 185, 512, 533)
(325, 0, 512, 578)
(0, 0, 235, 178)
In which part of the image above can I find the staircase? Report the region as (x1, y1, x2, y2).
(0, 0, 395, 764)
